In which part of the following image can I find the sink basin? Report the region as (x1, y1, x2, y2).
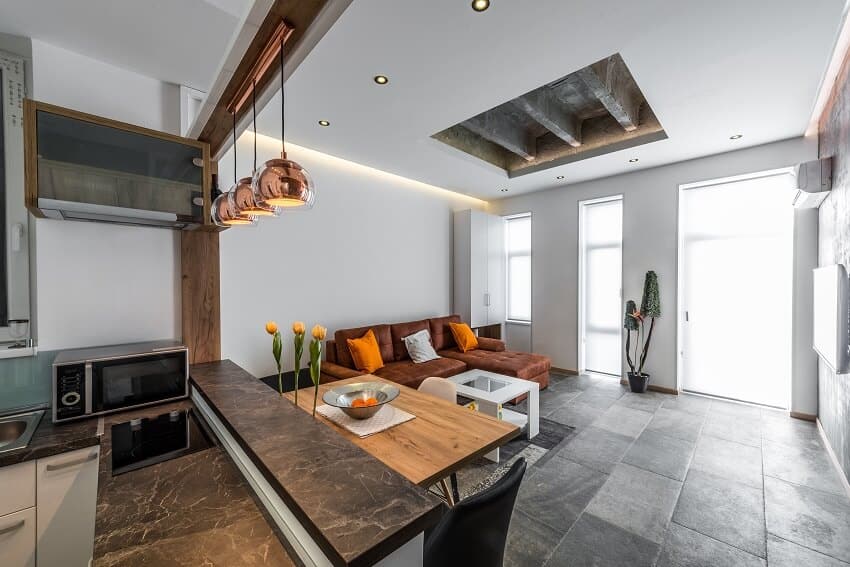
(0, 410, 44, 454)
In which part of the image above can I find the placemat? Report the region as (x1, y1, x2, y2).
(316, 404, 415, 438)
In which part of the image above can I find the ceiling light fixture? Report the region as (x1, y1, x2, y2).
(556, 175, 565, 180)
(730, 134, 743, 140)
(374, 75, 389, 85)
(212, 111, 259, 227)
(629, 158, 639, 163)
(253, 27, 316, 210)
(500, 188, 508, 192)
(318, 120, 330, 127)
(471, 0, 490, 12)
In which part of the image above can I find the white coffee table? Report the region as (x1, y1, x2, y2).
(448, 369, 539, 462)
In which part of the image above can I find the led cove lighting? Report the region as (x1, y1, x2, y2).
(471, 0, 490, 12)
(374, 75, 389, 85)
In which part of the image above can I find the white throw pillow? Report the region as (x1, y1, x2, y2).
(403, 329, 440, 363)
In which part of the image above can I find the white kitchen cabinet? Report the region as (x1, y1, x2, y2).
(36, 446, 100, 567)
(0, 460, 35, 517)
(0, 507, 36, 567)
(454, 210, 506, 329)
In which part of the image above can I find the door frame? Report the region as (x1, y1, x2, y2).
(676, 167, 794, 399)
(577, 194, 624, 376)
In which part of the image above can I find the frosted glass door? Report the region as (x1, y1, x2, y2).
(581, 198, 623, 376)
(680, 174, 792, 408)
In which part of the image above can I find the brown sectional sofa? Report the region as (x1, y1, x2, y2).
(322, 315, 551, 393)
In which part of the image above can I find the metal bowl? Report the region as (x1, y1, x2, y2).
(322, 382, 400, 420)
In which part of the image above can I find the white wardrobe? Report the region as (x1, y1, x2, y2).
(453, 210, 506, 333)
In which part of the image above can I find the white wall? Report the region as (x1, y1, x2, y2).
(494, 137, 817, 398)
(30, 40, 181, 350)
(218, 133, 487, 378)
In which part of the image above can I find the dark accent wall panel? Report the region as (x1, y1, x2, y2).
(818, 48, 850, 484)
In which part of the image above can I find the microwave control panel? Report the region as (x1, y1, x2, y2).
(55, 363, 86, 421)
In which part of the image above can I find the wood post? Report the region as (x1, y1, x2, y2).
(181, 230, 221, 364)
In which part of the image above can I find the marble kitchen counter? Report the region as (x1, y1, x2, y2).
(190, 360, 446, 567)
(0, 407, 100, 468)
(93, 399, 300, 567)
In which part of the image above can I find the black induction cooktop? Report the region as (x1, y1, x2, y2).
(111, 408, 215, 476)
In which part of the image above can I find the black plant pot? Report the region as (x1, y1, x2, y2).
(627, 372, 650, 393)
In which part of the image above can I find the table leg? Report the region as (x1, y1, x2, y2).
(479, 400, 500, 462)
(528, 386, 540, 439)
(439, 478, 456, 507)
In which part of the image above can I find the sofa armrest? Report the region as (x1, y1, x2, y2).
(321, 360, 364, 381)
(477, 337, 506, 352)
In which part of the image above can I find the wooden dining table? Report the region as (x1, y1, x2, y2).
(287, 375, 520, 490)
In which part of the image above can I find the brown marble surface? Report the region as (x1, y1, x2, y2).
(93, 400, 299, 567)
(190, 360, 445, 567)
(0, 408, 100, 467)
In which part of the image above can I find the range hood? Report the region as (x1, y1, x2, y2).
(37, 199, 198, 230)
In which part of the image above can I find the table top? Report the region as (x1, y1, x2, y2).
(449, 369, 539, 404)
(289, 376, 519, 487)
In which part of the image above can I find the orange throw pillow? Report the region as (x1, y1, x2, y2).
(449, 322, 479, 353)
(346, 329, 385, 373)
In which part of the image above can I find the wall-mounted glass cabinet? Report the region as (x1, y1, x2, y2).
(24, 100, 211, 230)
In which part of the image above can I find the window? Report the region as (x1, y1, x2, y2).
(505, 214, 531, 322)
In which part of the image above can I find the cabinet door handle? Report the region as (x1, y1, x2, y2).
(0, 519, 25, 536)
(45, 451, 98, 471)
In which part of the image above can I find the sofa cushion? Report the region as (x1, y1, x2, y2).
(449, 322, 478, 352)
(346, 329, 385, 373)
(374, 358, 467, 389)
(438, 348, 551, 381)
(402, 329, 440, 363)
(428, 315, 462, 351)
(390, 319, 431, 361)
(334, 325, 393, 369)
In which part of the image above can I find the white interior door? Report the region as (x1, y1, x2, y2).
(679, 173, 793, 408)
(580, 197, 623, 376)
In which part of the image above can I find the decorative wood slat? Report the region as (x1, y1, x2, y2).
(181, 230, 221, 364)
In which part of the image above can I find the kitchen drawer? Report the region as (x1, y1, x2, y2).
(0, 507, 36, 567)
(0, 461, 35, 517)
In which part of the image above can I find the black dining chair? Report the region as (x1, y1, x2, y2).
(424, 458, 527, 567)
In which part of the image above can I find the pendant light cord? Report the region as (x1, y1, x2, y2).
(280, 36, 286, 156)
(232, 111, 237, 185)
(252, 78, 258, 172)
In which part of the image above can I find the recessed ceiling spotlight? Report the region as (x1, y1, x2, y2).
(556, 175, 565, 180)
(500, 188, 509, 192)
(729, 134, 743, 140)
(374, 75, 389, 85)
(471, 0, 490, 12)
(629, 158, 639, 163)
(318, 120, 330, 127)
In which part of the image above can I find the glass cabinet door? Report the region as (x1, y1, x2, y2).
(32, 106, 206, 223)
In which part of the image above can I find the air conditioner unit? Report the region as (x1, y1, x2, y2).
(792, 157, 832, 209)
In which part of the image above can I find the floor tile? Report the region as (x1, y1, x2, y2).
(661, 393, 712, 415)
(710, 399, 763, 419)
(545, 513, 660, 567)
(594, 404, 653, 439)
(623, 429, 695, 481)
(657, 522, 766, 567)
(672, 469, 766, 557)
(690, 435, 762, 489)
(516, 457, 608, 533)
(504, 509, 561, 567)
(538, 389, 582, 416)
(765, 476, 850, 563)
(761, 411, 824, 450)
(763, 439, 846, 496)
(556, 426, 633, 474)
(546, 400, 604, 429)
(585, 463, 681, 544)
(617, 391, 668, 413)
(572, 388, 624, 410)
(702, 412, 762, 447)
(767, 533, 850, 567)
(645, 407, 705, 443)
(552, 374, 597, 393)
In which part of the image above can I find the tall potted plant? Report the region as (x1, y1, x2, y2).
(624, 271, 661, 393)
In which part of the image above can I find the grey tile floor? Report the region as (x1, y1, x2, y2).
(504, 372, 850, 567)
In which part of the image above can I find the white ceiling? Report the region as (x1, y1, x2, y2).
(0, 0, 251, 90)
(257, 0, 846, 199)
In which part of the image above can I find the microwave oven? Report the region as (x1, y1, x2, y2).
(52, 341, 189, 423)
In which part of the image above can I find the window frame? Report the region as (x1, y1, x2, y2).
(504, 212, 532, 324)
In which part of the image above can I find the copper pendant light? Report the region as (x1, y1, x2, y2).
(233, 104, 281, 217)
(212, 111, 259, 227)
(253, 35, 315, 210)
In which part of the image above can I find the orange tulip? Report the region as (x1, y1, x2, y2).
(311, 325, 327, 341)
(265, 321, 279, 335)
(292, 321, 306, 335)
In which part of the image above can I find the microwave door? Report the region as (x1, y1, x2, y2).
(91, 352, 188, 414)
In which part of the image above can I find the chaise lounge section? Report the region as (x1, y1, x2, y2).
(322, 315, 551, 393)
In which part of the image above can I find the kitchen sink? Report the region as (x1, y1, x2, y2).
(0, 410, 44, 454)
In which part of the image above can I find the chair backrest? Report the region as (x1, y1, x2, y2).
(418, 377, 457, 404)
(424, 458, 527, 567)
